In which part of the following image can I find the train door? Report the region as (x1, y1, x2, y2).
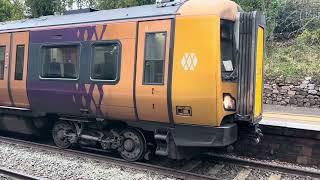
(135, 20, 171, 123)
(9, 32, 30, 108)
(0, 33, 12, 106)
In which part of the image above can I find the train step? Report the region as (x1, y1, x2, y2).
(154, 129, 170, 156)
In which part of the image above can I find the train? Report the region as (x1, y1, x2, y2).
(0, 0, 265, 161)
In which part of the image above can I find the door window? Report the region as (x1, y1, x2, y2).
(143, 32, 166, 84)
(14, 45, 25, 80)
(0, 46, 5, 80)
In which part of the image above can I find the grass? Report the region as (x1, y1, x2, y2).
(264, 29, 320, 80)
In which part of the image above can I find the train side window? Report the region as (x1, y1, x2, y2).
(0, 46, 5, 80)
(14, 45, 25, 80)
(91, 42, 120, 81)
(143, 32, 166, 85)
(41, 45, 79, 79)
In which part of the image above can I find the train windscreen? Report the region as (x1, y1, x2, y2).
(220, 20, 236, 81)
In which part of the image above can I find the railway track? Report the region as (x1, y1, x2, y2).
(0, 135, 219, 180)
(0, 167, 41, 180)
(207, 153, 320, 179)
(0, 134, 319, 180)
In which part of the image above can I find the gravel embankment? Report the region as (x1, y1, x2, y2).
(0, 142, 175, 180)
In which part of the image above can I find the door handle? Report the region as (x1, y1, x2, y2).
(152, 88, 155, 95)
(80, 109, 89, 114)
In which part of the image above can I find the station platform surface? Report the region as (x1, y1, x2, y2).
(261, 105, 320, 131)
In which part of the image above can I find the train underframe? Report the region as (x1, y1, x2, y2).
(0, 110, 262, 161)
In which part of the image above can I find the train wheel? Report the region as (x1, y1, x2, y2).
(119, 128, 146, 162)
(52, 121, 76, 149)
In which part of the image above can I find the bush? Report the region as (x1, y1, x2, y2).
(297, 29, 320, 46)
(265, 28, 320, 80)
(233, 0, 281, 43)
(273, 0, 320, 39)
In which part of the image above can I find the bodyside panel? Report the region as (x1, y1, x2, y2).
(172, 16, 220, 126)
(95, 22, 137, 121)
(27, 22, 137, 120)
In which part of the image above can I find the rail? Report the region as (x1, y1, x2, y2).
(0, 167, 41, 180)
(208, 153, 320, 179)
(0, 135, 219, 180)
(1, 134, 319, 179)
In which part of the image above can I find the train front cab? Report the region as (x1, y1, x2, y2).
(163, 1, 266, 158)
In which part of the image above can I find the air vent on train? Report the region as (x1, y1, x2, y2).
(236, 11, 266, 124)
(64, 8, 99, 15)
(156, 0, 185, 7)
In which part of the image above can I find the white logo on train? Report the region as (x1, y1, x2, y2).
(181, 53, 198, 71)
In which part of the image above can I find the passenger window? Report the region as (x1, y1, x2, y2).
(143, 32, 166, 84)
(0, 46, 5, 80)
(91, 43, 120, 81)
(41, 45, 79, 79)
(14, 45, 25, 80)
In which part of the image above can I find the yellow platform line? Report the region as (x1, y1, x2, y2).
(263, 112, 320, 122)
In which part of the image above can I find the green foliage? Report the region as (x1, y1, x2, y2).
(25, 0, 55, 17)
(235, 0, 320, 80)
(96, 0, 154, 10)
(70, 0, 96, 9)
(265, 28, 320, 80)
(233, 0, 264, 11)
(23, 0, 154, 17)
(0, 0, 24, 22)
(297, 29, 320, 46)
(233, 0, 281, 43)
(274, 0, 320, 37)
(25, 0, 75, 18)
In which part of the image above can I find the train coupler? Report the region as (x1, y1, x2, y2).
(238, 122, 263, 145)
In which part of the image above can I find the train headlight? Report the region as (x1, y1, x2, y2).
(223, 94, 236, 111)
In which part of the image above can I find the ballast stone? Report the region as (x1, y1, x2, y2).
(308, 90, 318, 95)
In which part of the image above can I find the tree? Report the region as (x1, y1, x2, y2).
(25, 0, 74, 18)
(25, 0, 55, 17)
(75, 0, 96, 9)
(0, 0, 24, 22)
(274, 0, 320, 39)
(233, 0, 281, 42)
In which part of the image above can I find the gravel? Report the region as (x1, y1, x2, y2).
(246, 169, 272, 180)
(0, 174, 11, 180)
(210, 163, 243, 179)
(1, 140, 319, 180)
(0, 142, 176, 180)
(208, 153, 320, 173)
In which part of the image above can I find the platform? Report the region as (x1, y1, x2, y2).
(261, 105, 320, 131)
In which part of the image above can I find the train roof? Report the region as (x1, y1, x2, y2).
(0, 0, 239, 32)
(0, 3, 181, 32)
